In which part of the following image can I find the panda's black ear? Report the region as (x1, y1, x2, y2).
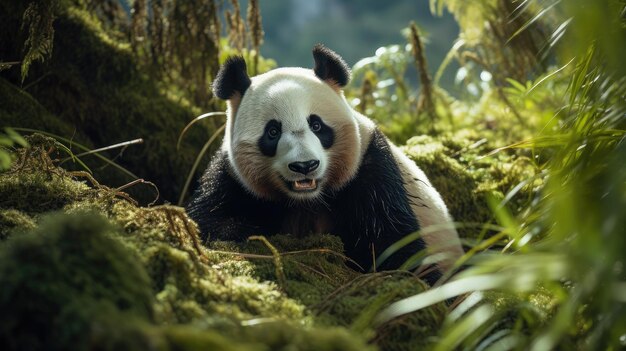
(213, 56, 251, 100)
(312, 44, 350, 88)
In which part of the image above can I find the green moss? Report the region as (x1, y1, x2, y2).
(0, 137, 94, 214)
(318, 273, 446, 351)
(162, 326, 261, 351)
(113, 207, 308, 324)
(228, 234, 356, 305)
(0, 157, 386, 350)
(0, 209, 36, 240)
(221, 234, 447, 350)
(0, 169, 91, 213)
(0, 212, 154, 351)
(219, 321, 377, 351)
(403, 131, 539, 240)
(0, 209, 274, 351)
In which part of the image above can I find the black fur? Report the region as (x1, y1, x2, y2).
(308, 114, 334, 148)
(186, 150, 283, 241)
(213, 56, 251, 100)
(329, 129, 432, 277)
(186, 128, 439, 284)
(312, 44, 351, 87)
(258, 119, 282, 156)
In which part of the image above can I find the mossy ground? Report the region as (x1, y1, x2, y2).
(0, 128, 539, 350)
(0, 83, 538, 351)
(0, 139, 461, 350)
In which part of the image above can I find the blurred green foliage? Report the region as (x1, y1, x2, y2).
(0, 128, 28, 171)
(369, 1, 626, 350)
(256, 0, 459, 85)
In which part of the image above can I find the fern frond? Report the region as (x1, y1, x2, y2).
(20, 0, 59, 83)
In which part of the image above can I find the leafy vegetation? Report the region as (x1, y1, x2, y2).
(363, 1, 626, 349)
(0, 128, 28, 171)
(1, 0, 625, 350)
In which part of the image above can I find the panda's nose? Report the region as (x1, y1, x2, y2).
(288, 160, 319, 175)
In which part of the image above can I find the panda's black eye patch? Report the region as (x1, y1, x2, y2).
(308, 114, 334, 149)
(259, 119, 282, 156)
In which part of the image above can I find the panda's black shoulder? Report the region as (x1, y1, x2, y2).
(328, 128, 425, 266)
(333, 128, 418, 228)
(343, 128, 410, 201)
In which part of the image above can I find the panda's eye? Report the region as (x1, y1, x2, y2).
(310, 121, 322, 132)
(308, 114, 333, 149)
(267, 126, 280, 139)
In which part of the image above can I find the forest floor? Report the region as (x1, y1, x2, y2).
(0, 128, 536, 351)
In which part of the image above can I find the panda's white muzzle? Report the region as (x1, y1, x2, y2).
(288, 160, 319, 191)
(276, 132, 327, 197)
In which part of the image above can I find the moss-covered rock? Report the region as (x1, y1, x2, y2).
(0, 212, 154, 350)
(0, 209, 36, 240)
(403, 130, 539, 241)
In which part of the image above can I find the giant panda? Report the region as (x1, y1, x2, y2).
(186, 44, 463, 284)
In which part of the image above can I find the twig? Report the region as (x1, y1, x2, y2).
(281, 248, 364, 271)
(249, 235, 287, 290)
(60, 138, 143, 163)
(177, 123, 226, 206)
(116, 178, 160, 206)
(410, 22, 437, 131)
(69, 170, 138, 206)
(177, 112, 226, 151)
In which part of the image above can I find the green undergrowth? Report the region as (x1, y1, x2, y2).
(0, 138, 455, 351)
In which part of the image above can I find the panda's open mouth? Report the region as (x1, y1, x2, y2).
(288, 179, 318, 192)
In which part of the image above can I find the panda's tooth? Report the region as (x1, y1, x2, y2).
(293, 179, 316, 190)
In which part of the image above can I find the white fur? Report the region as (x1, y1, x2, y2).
(224, 67, 360, 199)
(390, 144, 464, 272)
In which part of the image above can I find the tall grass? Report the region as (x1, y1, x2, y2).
(377, 0, 626, 349)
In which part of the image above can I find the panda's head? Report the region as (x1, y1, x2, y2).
(213, 45, 361, 201)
